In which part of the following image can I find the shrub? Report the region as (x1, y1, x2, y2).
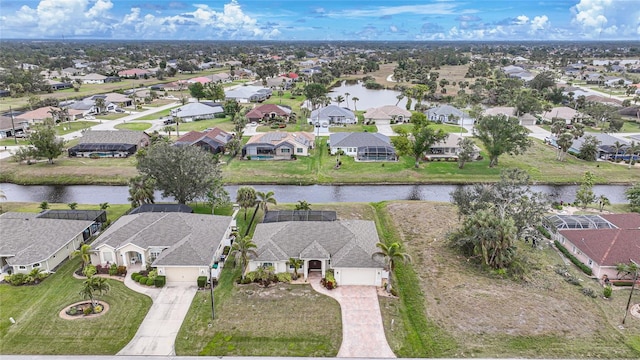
(146, 278, 155, 286)
(154, 276, 166, 287)
(139, 276, 148, 284)
(67, 307, 78, 316)
(611, 280, 634, 286)
(222, 246, 231, 255)
(603, 285, 613, 299)
(83, 306, 93, 315)
(582, 288, 597, 298)
(109, 263, 118, 276)
(554, 241, 593, 276)
(538, 226, 551, 239)
(147, 269, 157, 281)
(276, 272, 292, 283)
(7, 273, 27, 286)
(117, 266, 127, 276)
(132, 273, 141, 281)
(94, 304, 103, 313)
(323, 270, 337, 290)
(197, 276, 207, 288)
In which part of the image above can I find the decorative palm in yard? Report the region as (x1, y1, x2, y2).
(72, 244, 93, 269)
(372, 241, 412, 292)
(256, 190, 277, 212)
(229, 236, 258, 280)
(287, 257, 303, 280)
(80, 276, 110, 309)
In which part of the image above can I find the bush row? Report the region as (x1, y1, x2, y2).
(96, 263, 127, 276)
(131, 271, 165, 287)
(554, 241, 593, 276)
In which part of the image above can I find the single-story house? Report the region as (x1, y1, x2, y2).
(68, 130, 150, 158)
(0, 115, 29, 138)
(329, 132, 397, 162)
(309, 105, 357, 126)
(483, 106, 537, 126)
(225, 86, 272, 103)
(265, 76, 293, 89)
(16, 106, 83, 124)
(550, 213, 640, 280)
(249, 220, 387, 286)
(363, 105, 411, 125)
(425, 104, 474, 125)
(541, 106, 586, 124)
(426, 133, 480, 160)
(90, 212, 235, 284)
(0, 212, 96, 275)
(246, 104, 292, 123)
(129, 204, 194, 215)
(118, 68, 153, 78)
(46, 79, 73, 91)
(208, 73, 232, 83)
(242, 132, 314, 160)
(174, 127, 233, 154)
(76, 73, 107, 84)
(170, 102, 224, 122)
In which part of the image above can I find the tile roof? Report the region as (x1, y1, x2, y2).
(93, 213, 232, 267)
(79, 130, 149, 145)
(252, 220, 384, 268)
(246, 104, 291, 120)
(0, 213, 94, 266)
(601, 213, 640, 229)
(559, 228, 640, 266)
(174, 127, 232, 147)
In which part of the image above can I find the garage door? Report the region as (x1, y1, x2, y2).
(164, 267, 201, 284)
(337, 268, 377, 286)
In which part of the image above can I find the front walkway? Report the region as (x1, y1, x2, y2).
(308, 272, 396, 358)
(117, 265, 196, 356)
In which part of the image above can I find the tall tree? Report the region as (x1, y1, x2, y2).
(206, 178, 230, 215)
(626, 183, 640, 212)
(71, 244, 93, 269)
(236, 186, 257, 220)
(351, 97, 359, 112)
(229, 235, 258, 280)
(456, 137, 476, 169)
(597, 195, 610, 212)
(577, 135, 600, 161)
(29, 120, 64, 164)
(372, 242, 412, 292)
(474, 115, 532, 167)
(127, 175, 156, 208)
(188, 82, 206, 102)
(575, 171, 596, 209)
(256, 190, 277, 212)
(391, 113, 448, 168)
(304, 83, 327, 110)
(137, 143, 222, 204)
(556, 132, 574, 161)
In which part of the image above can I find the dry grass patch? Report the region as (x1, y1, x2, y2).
(384, 201, 640, 358)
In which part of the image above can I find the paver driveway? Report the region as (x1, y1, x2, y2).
(309, 273, 396, 358)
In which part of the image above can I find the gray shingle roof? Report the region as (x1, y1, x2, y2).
(252, 220, 383, 268)
(92, 213, 231, 267)
(0, 214, 94, 266)
(310, 105, 355, 120)
(79, 130, 149, 145)
(330, 132, 391, 148)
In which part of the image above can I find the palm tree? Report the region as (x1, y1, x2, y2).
(94, 97, 106, 114)
(571, 123, 585, 139)
(550, 119, 565, 137)
(395, 94, 405, 106)
(39, 201, 50, 211)
(556, 132, 574, 161)
(68, 202, 78, 210)
(128, 175, 156, 208)
(334, 95, 345, 107)
(162, 126, 174, 137)
(597, 195, 610, 212)
(344, 92, 350, 108)
(236, 186, 257, 220)
(372, 242, 412, 292)
(229, 236, 258, 280)
(626, 141, 639, 168)
(99, 202, 109, 210)
(294, 200, 311, 210)
(256, 190, 277, 212)
(80, 276, 111, 308)
(287, 257, 303, 280)
(0, 188, 5, 214)
(351, 97, 359, 112)
(26, 267, 47, 284)
(72, 244, 93, 269)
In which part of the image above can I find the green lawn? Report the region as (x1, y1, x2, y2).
(176, 117, 234, 132)
(393, 122, 468, 133)
(0, 138, 30, 146)
(135, 105, 182, 120)
(541, 121, 640, 133)
(0, 257, 152, 355)
(175, 262, 342, 356)
(55, 121, 96, 135)
(96, 113, 128, 121)
(115, 122, 152, 131)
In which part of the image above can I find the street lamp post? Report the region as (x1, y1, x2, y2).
(622, 259, 638, 325)
(209, 266, 215, 320)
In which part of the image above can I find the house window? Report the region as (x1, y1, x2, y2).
(150, 249, 163, 261)
(281, 148, 290, 153)
(297, 148, 303, 153)
(262, 262, 273, 268)
(19, 266, 26, 270)
(32, 263, 41, 268)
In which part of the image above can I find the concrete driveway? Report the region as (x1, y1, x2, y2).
(309, 273, 396, 358)
(117, 281, 197, 356)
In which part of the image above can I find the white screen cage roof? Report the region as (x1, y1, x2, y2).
(546, 214, 618, 230)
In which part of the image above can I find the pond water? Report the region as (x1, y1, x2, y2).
(305, 81, 410, 111)
(0, 183, 630, 205)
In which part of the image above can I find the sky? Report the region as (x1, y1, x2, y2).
(0, 0, 638, 41)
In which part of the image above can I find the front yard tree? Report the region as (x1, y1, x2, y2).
(188, 82, 206, 102)
(236, 186, 257, 220)
(256, 190, 277, 212)
(372, 242, 412, 292)
(304, 83, 327, 110)
(392, 113, 448, 168)
(457, 137, 476, 169)
(288, 258, 303, 280)
(30, 120, 64, 164)
(128, 175, 156, 208)
(474, 115, 532, 167)
(137, 143, 222, 205)
(577, 135, 600, 161)
(556, 132, 574, 161)
(626, 183, 640, 212)
(575, 171, 596, 209)
(72, 244, 93, 269)
(230, 235, 258, 280)
(206, 178, 230, 215)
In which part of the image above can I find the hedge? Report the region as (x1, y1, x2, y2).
(197, 276, 207, 288)
(139, 276, 148, 284)
(154, 275, 166, 287)
(554, 240, 593, 276)
(146, 278, 155, 286)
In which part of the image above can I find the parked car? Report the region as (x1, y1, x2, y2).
(163, 118, 175, 125)
(84, 115, 95, 120)
(115, 108, 125, 113)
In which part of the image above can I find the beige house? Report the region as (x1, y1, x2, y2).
(91, 213, 235, 284)
(0, 212, 94, 275)
(426, 133, 480, 160)
(242, 132, 314, 160)
(363, 105, 411, 125)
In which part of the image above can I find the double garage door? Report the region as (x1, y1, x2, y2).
(336, 267, 379, 286)
(163, 267, 202, 284)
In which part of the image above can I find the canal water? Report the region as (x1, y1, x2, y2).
(0, 183, 630, 205)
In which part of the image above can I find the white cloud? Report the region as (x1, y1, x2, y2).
(389, 25, 398, 32)
(571, 0, 639, 38)
(515, 15, 529, 25)
(530, 15, 549, 31)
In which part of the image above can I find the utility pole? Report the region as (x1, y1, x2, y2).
(622, 259, 639, 325)
(9, 106, 17, 144)
(209, 267, 215, 321)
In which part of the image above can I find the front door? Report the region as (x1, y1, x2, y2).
(308, 260, 322, 272)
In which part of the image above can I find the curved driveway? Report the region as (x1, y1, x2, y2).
(309, 273, 396, 358)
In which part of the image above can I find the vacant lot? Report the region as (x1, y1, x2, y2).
(383, 201, 640, 358)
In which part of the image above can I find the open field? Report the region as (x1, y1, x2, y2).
(382, 201, 640, 358)
(0, 257, 152, 355)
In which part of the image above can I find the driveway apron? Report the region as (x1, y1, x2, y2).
(309, 273, 396, 358)
(117, 281, 197, 356)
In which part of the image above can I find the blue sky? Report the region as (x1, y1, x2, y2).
(0, 0, 638, 41)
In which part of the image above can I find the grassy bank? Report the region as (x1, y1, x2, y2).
(0, 257, 152, 355)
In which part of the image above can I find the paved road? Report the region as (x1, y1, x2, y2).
(309, 272, 395, 358)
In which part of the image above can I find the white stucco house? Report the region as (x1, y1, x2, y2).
(248, 220, 387, 286)
(91, 212, 235, 284)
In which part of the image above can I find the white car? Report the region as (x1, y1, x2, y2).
(84, 115, 95, 120)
